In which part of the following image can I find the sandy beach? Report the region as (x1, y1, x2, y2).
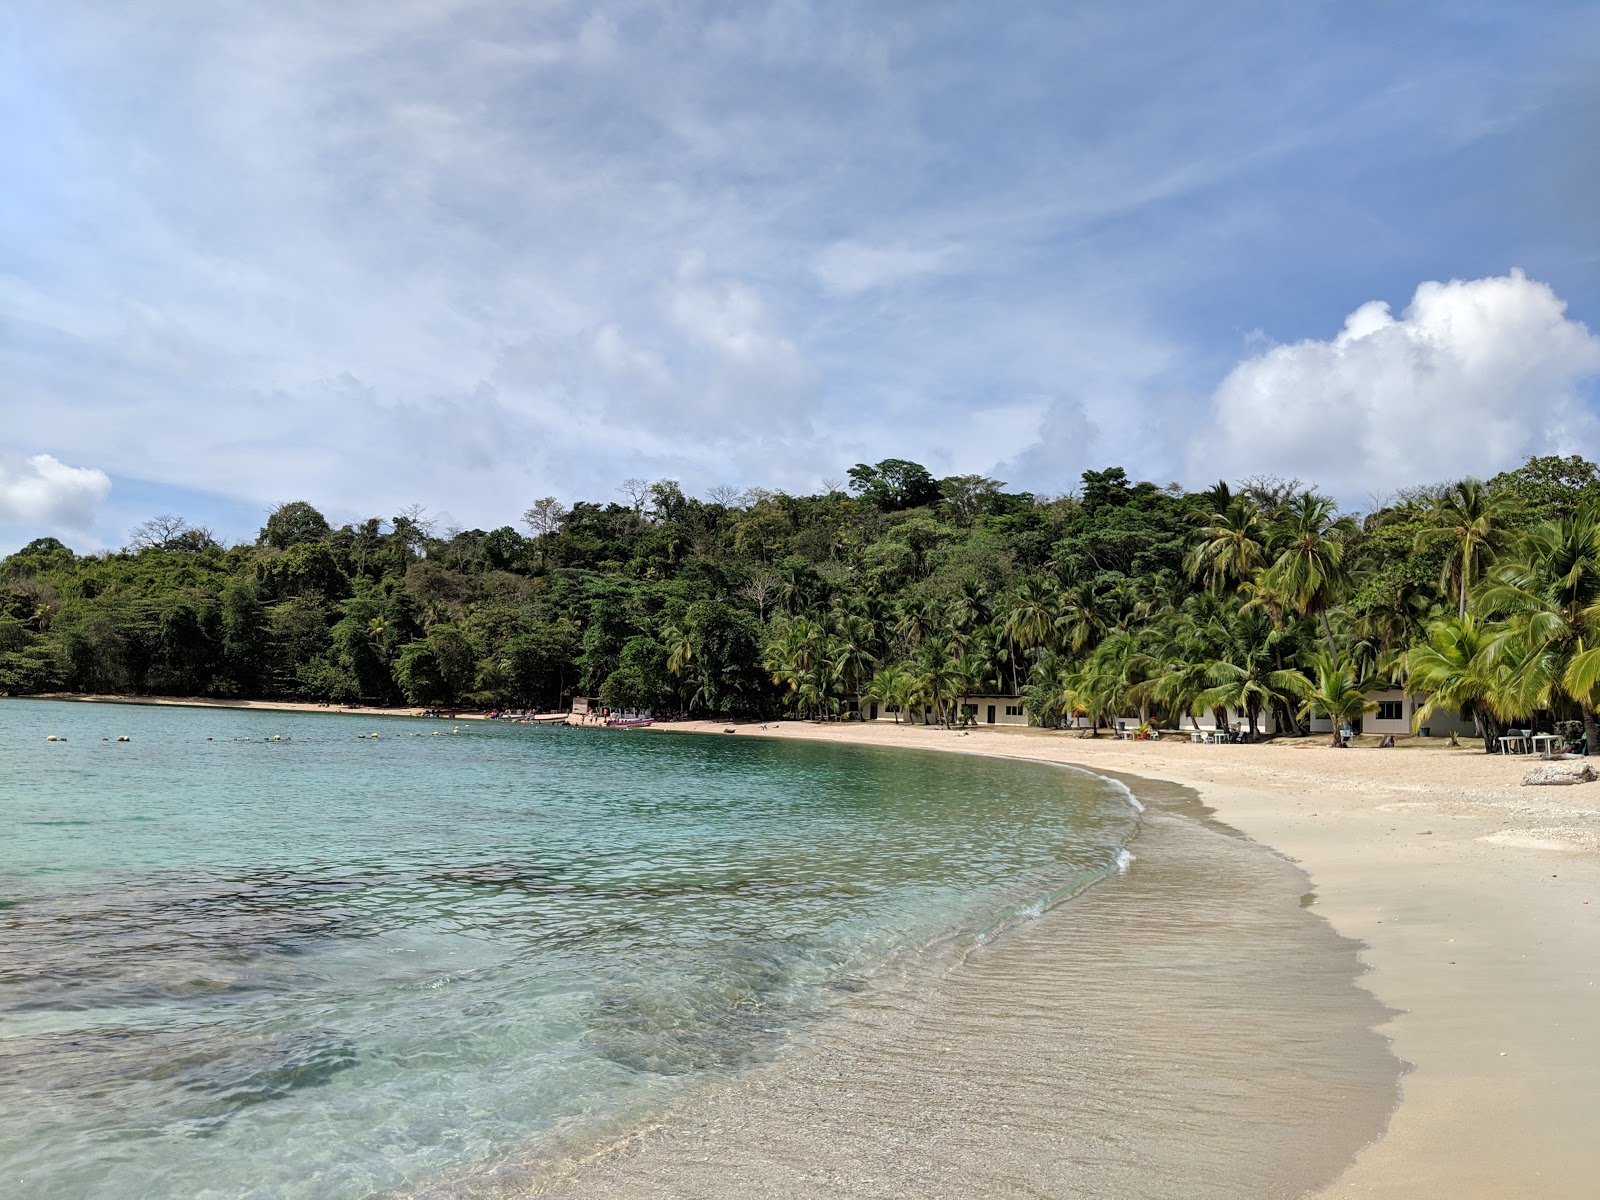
(613, 719, 1600, 1198)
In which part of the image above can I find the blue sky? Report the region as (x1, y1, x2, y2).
(3, 1, 1598, 552)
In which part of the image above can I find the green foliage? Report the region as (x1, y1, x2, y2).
(847, 459, 940, 512)
(259, 501, 332, 550)
(3, 452, 1598, 741)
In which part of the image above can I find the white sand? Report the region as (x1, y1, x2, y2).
(644, 720, 1600, 1198)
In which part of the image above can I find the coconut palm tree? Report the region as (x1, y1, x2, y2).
(1001, 576, 1057, 691)
(1194, 607, 1302, 741)
(1186, 496, 1269, 593)
(1405, 614, 1511, 752)
(864, 664, 914, 723)
(1288, 651, 1378, 747)
(917, 636, 960, 726)
(1262, 492, 1357, 666)
(1478, 503, 1600, 745)
(1415, 479, 1510, 619)
(832, 614, 879, 717)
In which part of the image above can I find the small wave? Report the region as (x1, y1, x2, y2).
(1116, 848, 1135, 873)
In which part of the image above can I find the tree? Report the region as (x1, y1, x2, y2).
(1261, 492, 1356, 666)
(1405, 614, 1504, 752)
(394, 641, 448, 705)
(847, 459, 940, 512)
(127, 514, 218, 553)
(522, 496, 568, 539)
(1415, 479, 1509, 618)
(1288, 651, 1378, 747)
(260, 501, 331, 550)
(1193, 607, 1301, 740)
(1486, 454, 1600, 524)
(1478, 503, 1600, 747)
(620, 477, 651, 515)
(938, 474, 1006, 523)
(600, 636, 671, 713)
(1186, 497, 1268, 593)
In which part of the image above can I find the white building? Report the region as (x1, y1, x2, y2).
(1308, 688, 1476, 738)
(866, 694, 1028, 726)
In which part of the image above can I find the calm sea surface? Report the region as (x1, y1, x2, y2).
(0, 699, 1137, 1199)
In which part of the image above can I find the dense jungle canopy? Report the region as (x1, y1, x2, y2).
(5, 454, 1600, 748)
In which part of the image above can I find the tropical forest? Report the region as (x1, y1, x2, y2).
(4, 454, 1600, 750)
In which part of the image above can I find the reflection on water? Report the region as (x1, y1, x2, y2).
(1, 699, 1136, 1199)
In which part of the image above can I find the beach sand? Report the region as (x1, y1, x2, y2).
(588, 720, 1600, 1199)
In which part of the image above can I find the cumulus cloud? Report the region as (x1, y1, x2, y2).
(0, 452, 112, 530)
(1188, 271, 1600, 501)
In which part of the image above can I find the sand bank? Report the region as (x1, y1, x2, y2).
(608, 720, 1600, 1199)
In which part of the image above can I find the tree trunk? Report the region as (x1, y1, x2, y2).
(1475, 709, 1497, 755)
(1319, 608, 1339, 669)
(1584, 706, 1598, 758)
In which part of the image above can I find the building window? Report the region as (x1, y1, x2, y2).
(1376, 700, 1403, 721)
(1005, 705, 1022, 716)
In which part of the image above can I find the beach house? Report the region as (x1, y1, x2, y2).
(1307, 688, 1476, 738)
(865, 694, 1029, 726)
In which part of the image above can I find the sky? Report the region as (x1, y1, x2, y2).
(2, 1, 1598, 552)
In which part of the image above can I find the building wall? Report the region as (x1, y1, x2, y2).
(1309, 690, 1476, 737)
(872, 697, 1029, 725)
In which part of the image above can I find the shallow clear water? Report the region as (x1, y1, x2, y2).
(0, 699, 1136, 1199)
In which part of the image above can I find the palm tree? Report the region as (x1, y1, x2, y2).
(864, 664, 914, 723)
(947, 581, 990, 636)
(951, 650, 994, 725)
(1288, 651, 1378, 747)
(1415, 479, 1510, 619)
(1054, 584, 1111, 656)
(1262, 492, 1356, 666)
(893, 596, 940, 651)
(1001, 577, 1057, 691)
(1405, 614, 1509, 752)
(1194, 607, 1302, 740)
(832, 614, 879, 717)
(661, 619, 695, 715)
(917, 636, 960, 727)
(1479, 503, 1600, 745)
(1187, 496, 1268, 593)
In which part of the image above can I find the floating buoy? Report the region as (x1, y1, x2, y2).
(206, 737, 213, 741)
(101, 737, 109, 742)
(271, 735, 282, 742)
(116, 736, 130, 742)
(47, 734, 60, 741)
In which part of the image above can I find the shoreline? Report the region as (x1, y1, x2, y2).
(639, 719, 1600, 1198)
(23, 692, 490, 720)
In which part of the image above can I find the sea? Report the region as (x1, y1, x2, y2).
(0, 698, 1397, 1198)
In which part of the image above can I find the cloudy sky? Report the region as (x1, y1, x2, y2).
(3, 1, 1598, 551)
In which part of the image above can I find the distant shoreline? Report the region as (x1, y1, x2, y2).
(20, 693, 490, 720)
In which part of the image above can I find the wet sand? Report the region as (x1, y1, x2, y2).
(430, 774, 1398, 1199)
(610, 721, 1600, 1198)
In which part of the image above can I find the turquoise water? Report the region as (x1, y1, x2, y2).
(0, 699, 1137, 1199)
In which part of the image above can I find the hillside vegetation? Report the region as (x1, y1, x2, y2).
(5, 455, 1600, 748)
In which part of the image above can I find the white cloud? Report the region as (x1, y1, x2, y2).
(1188, 271, 1600, 500)
(812, 241, 954, 296)
(0, 452, 112, 530)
